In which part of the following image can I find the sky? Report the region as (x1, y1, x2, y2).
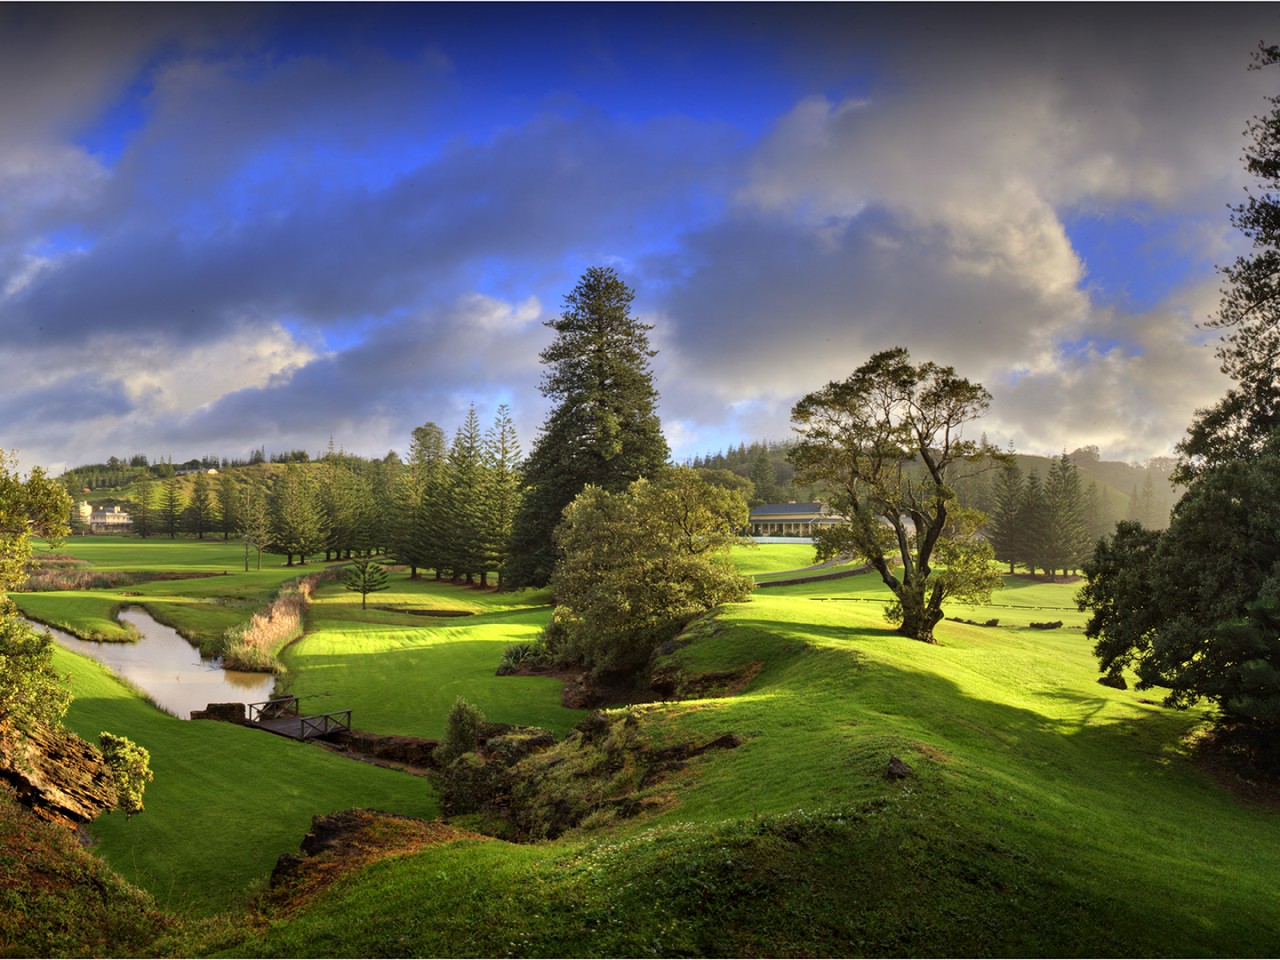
(2, 3, 1277, 475)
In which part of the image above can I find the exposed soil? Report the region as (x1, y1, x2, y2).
(1187, 728, 1280, 813)
(267, 809, 484, 911)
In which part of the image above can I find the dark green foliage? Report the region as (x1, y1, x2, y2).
(506, 266, 669, 589)
(545, 467, 753, 674)
(267, 465, 328, 565)
(1178, 45, 1280, 480)
(1080, 434, 1280, 753)
(341, 558, 390, 610)
(216, 472, 240, 541)
(1014, 471, 1049, 574)
(390, 423, 448, 579)
(182, 472, 216, 539)
(159, 478, 183, 539)
(988, 459, 1024, 573)
(481, 405, 522, 587)
(1043, 453, 1090, 575)
(0, 611, 72, 731)
(790, 347, 1000, 641)
(435, 696, 485, 766)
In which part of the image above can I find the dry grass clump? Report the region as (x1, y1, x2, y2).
(221, 569, 338, 672)
(16, 554, 136, 592)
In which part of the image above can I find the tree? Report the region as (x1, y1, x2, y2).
(988, 458, 1024, 574)
(544, 467, 753, 675)
(506, 266, 669, 589)
(98, 732, 153, 818)
(1177, 44, 1280, 481)
(789, 348, 1001, 642)
(183, 472, 216, 539)
(1043, 453, 1090, 575)
(443, 406, 488, 584)
(159, 478, 183, 539)
(1080, 50, 1280, 763)
(391, 423, 449, 579)
(341, 558, 390, 610)
(216, 472, 240, 542)
(131, 479, 156, 539)
(1015, 472, 1049, 575)
(481, 404, 522, 587)
(268, 465, 328, 565)
(238, 482, 271, 571)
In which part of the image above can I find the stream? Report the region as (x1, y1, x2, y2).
(35, 607, 276, 720)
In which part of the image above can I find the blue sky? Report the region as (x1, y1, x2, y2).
(0, 3, 1275, 473)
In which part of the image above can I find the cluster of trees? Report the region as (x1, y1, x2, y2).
(1079, 45, 1280, 768)
(124, 412, 525, 584)
(687, 440, 817, 506)
(986, 454, 1115, 576)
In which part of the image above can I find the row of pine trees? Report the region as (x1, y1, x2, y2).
(124, 405, 523, 585)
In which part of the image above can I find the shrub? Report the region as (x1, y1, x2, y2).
(98, 732, 153, 818)
(434, 696, 485, 766)
(496, 640, 551, 676)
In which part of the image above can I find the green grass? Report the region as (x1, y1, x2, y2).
(18, 539, 1280, 955)
(223, 576, 1280, 958)
(283, 576, 582, 737)
(55, 643, 441, 916)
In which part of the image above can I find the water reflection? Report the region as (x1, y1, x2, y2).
(37, 607, 275, 720)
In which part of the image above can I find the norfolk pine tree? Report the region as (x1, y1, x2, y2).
(506, 266, 669, 589)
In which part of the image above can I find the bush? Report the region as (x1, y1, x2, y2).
(496, 640, 551, 676)
(434, 696, 485, 766)
(98, 732, 153, 818)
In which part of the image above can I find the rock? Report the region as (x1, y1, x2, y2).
(885, 755, 914, 780)
(190, 702, 246, 722)
(0, 721, 117, 828)
(1097, 673, 1128, 690)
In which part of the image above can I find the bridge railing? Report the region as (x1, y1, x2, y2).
(298, 710, 352, 740)
(248, 695, 300, 722)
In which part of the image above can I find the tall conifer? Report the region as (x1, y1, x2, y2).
(506, 266, 669, 588)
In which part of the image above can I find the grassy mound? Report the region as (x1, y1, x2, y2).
(218, 577, 1280, 957)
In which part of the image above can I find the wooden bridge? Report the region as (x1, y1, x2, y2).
(248, 696, 352, 741)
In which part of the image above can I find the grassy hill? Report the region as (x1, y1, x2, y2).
(7, 541, 1278, 956)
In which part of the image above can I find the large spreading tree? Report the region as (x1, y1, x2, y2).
(506, 266, 669, 589)
(789, 347, 1001, 642)
(1080, 46, 1280, 764)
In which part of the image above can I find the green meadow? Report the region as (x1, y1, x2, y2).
(16, 539, 1280, 956)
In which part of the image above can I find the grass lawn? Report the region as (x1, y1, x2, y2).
(55, 644, 440, 916)
(284, 576, 582, 738)
(20, 538, 1280, 955)
(226, 575, 1280, 958)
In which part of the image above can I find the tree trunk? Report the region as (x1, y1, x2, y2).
(895, 583, 943, 643)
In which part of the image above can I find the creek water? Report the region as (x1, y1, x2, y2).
(36, 607, 275, 720)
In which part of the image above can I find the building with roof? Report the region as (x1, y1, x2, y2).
(76, 502, 132, 534)
(748, 502, 842, 538)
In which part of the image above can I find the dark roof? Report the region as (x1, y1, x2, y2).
(749, 502, 826, 518)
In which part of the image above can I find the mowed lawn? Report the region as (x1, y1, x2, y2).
(284, 577, 583, 738)
(55, 643, 440, 916)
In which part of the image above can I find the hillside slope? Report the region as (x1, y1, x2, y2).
(220, 576, 1279, 957)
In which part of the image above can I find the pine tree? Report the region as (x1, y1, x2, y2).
(238, 482, 271, 571)
(184, 472, 216, 540)
(1044, 453, 1089, 575)
(391, 423, 447, 578)
(506, 266, 669, 588)
(989, 459, 1024, 574)
(132, 479, 156, 539)
(268, 465, 328, 565)
(216, 472, 240, 541)
(1016, 472, 1049, 575)
(160, 478, 183, 540)
(444, 406, 487, 584)
(481, 404, 522, 588)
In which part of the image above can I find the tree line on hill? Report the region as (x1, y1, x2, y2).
(114, 408, 522, 585)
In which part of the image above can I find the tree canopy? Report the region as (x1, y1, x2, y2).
(789, 348, 1001, 642)
(506, 266, 669, 589)
(544, 466, 753, 675)
(1080, 48, 1280, 766)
